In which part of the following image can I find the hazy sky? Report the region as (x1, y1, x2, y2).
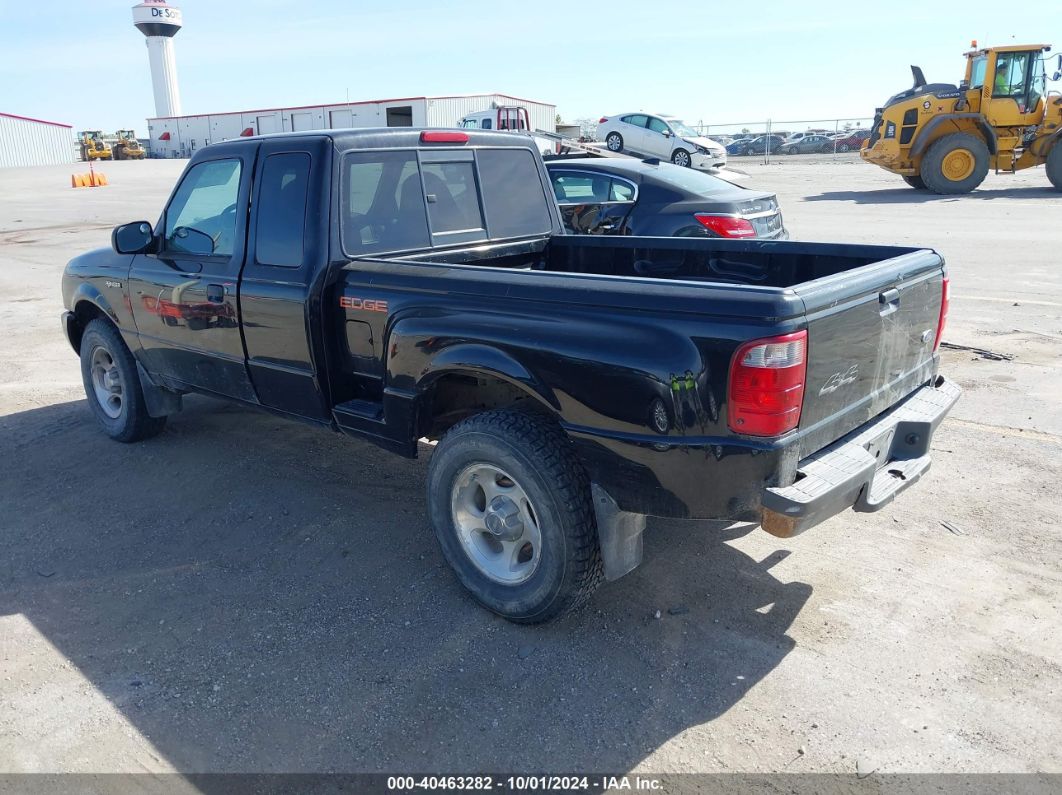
(1, 0, 1058, 134)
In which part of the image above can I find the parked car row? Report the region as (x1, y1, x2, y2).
(720, 128, 872, 155)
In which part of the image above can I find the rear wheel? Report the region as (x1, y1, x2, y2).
(606, 132, 623, 152)
(80, 319, 166, 442)
(427, 409, 602, 623)
(838, 143, 851, 153)
(671, 148, 691, 167)
(902, 174, 927, 190)
(1047, 142, 1062, 191)
(920, 132, 989, 194)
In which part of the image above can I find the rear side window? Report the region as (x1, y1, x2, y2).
(477, 149, 553, 239)
(622, 114, 649, 127)
(481, 119, 492, 129)
(255, 152, 309, 267)
(342, 151, 429, 255)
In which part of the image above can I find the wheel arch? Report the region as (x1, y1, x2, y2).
(415, 344, 561, 439)
(910, 114, 997, 159)
(67, 286, 121, 354)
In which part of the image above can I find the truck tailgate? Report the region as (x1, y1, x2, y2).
(794, 250, 946, 458)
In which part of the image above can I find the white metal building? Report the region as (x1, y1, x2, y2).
(146, 93, 556, 158)
(0, 113, 75, 169)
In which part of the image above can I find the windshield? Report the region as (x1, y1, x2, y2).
(667, 120, 700, 138)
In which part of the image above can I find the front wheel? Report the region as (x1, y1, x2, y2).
(80, 319, 166, 442)
(671, 148, 691, 167)
(1047, 143, 1062, 191)
(920, 132, 989, 194)
(838, 143, 851, 153)
(605, 132, 623, 152)
(427, 409, 602, 623)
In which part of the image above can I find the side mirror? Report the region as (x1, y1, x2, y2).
(112, 221, 154, 254)
(171, 226, 216, 256)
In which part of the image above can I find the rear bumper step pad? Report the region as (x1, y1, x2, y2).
(761, 376, 961, 537)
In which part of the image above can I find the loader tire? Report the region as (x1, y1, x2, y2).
(920, 133, 989, 194)
(1047, 142, 1062, 191)
(902, 174, 927, 190)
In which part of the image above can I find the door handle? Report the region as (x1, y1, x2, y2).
(207, 284, 225, 303)
(879, 288, 900, 304)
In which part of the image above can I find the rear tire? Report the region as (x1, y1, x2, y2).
(902, 174, 927, 190)
(1047, 142, 1062, 191)
(920, 132, 989, 194)
(80, 319, 166, 443)
(427, 409, 602, 623)
(838, 143, 851, 153)
(606, 132, 623, 153)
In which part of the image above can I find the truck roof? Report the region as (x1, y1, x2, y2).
(216, 127, 539, 151)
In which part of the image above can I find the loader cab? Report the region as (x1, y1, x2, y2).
(967, 44, 1051, 127)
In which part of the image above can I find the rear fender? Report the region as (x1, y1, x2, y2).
(418, 343, 560, 412)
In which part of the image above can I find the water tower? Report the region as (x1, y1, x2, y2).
(132, 1, 183, 118)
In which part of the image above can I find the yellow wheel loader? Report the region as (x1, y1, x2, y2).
(78, 131, 112, 162)
(112, 130, 145, 160)
(862, 44, 1062, 194)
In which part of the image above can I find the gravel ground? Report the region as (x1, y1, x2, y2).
(0, 156, 1060, 776)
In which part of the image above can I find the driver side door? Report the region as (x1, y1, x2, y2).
(129, 151, 257, 401)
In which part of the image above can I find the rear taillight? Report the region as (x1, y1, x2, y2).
(695, 214, 757, 238)
(933, 275, 949, 351)
(728, 330, 808, 437)
(598, 117, 609, 124)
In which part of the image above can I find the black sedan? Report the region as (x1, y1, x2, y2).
(544, 156, 788, 239)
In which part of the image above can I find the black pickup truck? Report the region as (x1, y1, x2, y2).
(61, 129, 959, 622)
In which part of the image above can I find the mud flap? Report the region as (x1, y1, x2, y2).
(592, 484, 646, 581)
(136, 362, 183, 418)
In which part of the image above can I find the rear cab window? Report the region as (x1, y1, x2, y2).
(340, 146, 553, 256)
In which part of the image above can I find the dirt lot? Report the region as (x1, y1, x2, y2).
(1, 156, 1060, 777)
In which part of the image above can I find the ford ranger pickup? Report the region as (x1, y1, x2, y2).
(61, 128, 960, 622)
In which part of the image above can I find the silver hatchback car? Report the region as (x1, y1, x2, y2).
(596, 113, 727, 170)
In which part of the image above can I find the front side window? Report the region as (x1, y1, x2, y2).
(993, 52, 1030, 97)
(164, 158, 241, 257)
(481, 119, 492, 130)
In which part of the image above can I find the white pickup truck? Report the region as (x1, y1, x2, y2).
(457, 106, 557, 156)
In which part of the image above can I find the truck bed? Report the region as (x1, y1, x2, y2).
(381, 235, 946, 465)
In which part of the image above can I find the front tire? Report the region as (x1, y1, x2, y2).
(920, 132, 989, 194)
(1047, 143, 1062, 191)
(80, 319, 166, 442)
(427, 409, 602, 623)
(606, 132, 623, 153)
(671, 148, 691, 167)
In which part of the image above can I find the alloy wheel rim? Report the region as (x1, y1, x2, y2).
(451, 463, 542, 585)
(90, 346, 123, 419)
